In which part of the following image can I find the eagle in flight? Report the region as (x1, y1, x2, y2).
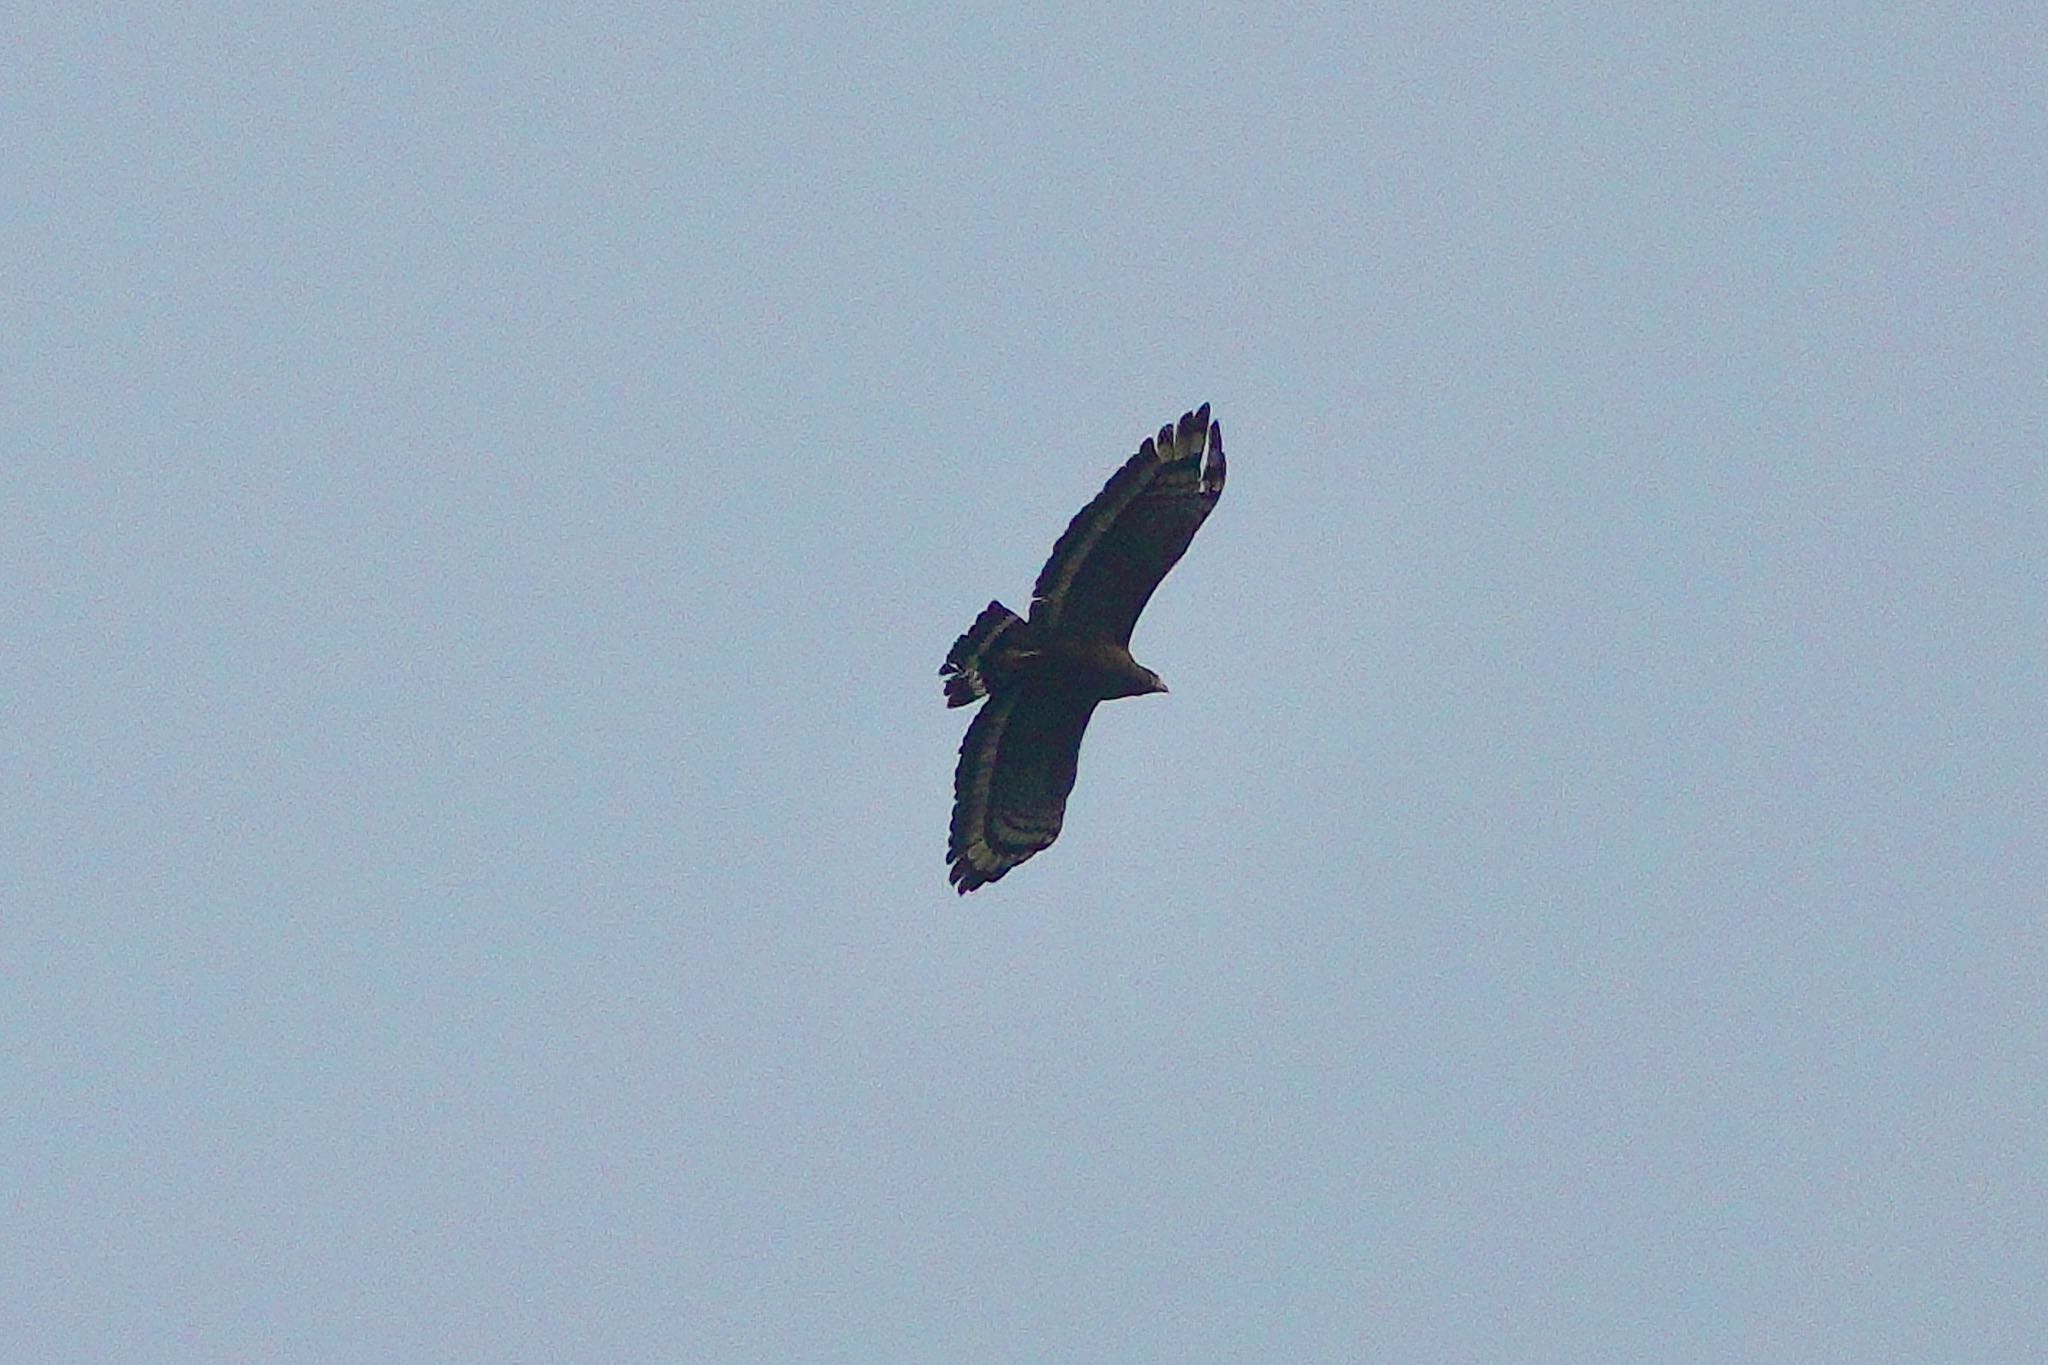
(942, 404, 1227, 892)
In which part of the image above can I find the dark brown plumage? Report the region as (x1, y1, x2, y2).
(941, 404, 1226, 892)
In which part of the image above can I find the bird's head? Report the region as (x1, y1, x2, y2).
(1143, 669, 1169, 695)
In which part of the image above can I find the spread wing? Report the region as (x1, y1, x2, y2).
(1028, 404, 1226, 644)
(947, 686, 1099, 893)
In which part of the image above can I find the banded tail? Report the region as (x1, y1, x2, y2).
(940, 601, 1029, 707)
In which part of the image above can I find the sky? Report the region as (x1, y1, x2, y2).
(4, 3, 2044, 1360)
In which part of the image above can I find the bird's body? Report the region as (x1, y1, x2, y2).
(1024, 635, 1167, 701)
(941, 405, 1226, 892)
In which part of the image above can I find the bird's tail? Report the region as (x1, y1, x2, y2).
(940, 601, 1028, 707)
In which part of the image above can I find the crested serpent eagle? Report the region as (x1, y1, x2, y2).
(941, 404, 1226, 892)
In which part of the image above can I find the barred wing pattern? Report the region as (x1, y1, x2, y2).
(947, 687, 1100, 892)
(1028, 404, 1226, 645)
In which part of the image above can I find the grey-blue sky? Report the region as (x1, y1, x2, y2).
(4, 3, 2043, 1360)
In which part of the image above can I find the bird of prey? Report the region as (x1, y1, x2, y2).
(941, 404, 1226, 892)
